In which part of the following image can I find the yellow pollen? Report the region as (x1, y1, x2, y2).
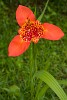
(18, 19, 45, 43)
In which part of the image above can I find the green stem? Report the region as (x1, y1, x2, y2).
(29, 42, 34, 100)
(29, 43, 38, 100)
(34, 44, 38, 73)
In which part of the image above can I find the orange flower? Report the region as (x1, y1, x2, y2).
(8, 5, 64, 57)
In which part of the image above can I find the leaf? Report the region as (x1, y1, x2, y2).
(38, 85, 49, 100)
(35, 80, 49, 100)
(35, 70, 67, 100)
(37, 0, 49, 21)
(9, 85, 20, 96)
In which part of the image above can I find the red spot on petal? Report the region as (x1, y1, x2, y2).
(18, 20, 45, 43)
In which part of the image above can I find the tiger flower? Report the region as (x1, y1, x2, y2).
(8, 5, 64, 57)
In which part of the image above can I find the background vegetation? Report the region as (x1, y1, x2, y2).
(0, 0, 67, 100)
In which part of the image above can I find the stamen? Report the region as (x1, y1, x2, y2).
(18, 19, 45, 43)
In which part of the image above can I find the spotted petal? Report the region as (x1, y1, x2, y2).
(8, 35, 30, 57)
(16, 5, 36, 26)
(42, 23, 64, 40)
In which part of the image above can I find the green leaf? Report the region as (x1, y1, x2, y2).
(37, 0, 49, 21)
(35, 70, 67, 100)
(34, 6, 36, 16)
(9, 85, 20, 96)
(38, 85, 49, 100)
(35, 80, 49, 100)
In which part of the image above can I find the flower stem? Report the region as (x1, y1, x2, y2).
(29, 42, 34, 100)
(34, 44, 38, 73)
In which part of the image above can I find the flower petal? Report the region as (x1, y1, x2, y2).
(16, 5, 36, 26)
(42, 23, 64, 40)
(8, 35, 30, 57)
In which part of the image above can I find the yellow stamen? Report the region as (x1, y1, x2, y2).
(18, 19, 46, 43)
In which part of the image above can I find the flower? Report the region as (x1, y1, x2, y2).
(8, 5, 64, 57)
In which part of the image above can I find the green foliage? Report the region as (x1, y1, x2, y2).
(0, 0, 67, 100)
(35, 70, 67, 100)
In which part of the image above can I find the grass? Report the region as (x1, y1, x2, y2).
(0, 0, 67, 100)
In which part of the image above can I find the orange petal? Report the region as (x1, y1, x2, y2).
(16, 5, 36, 26)
(8, 35, 30, 57)
(42, 23, 64, 40)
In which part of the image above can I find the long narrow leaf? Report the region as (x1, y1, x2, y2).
(38, 85, 49, 100)
(37, 0, 49, 21)
(35, 70, 67, 100)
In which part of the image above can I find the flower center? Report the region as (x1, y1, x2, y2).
(18, 19, 45, 43)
